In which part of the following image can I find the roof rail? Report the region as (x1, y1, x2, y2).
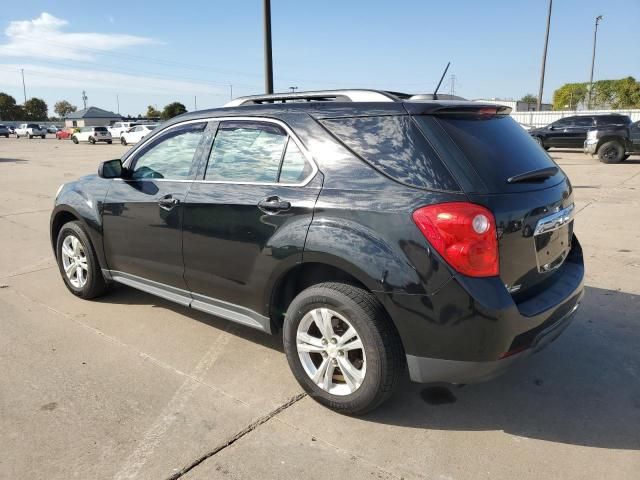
(224, 89, 407, 107)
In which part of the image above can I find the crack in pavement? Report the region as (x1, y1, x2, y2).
(165, 393, 307, 480)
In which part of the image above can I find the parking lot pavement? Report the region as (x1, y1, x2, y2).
(1, 137, 639, 479)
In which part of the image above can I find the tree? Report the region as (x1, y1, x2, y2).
(161, 102, 187, 120)
(145, 105, 161, 118)
(519, 94, 537, 104)
(54, 100, 77, 118)
(0, 92, 19, 120)
(552, 83, 588, 110)
(23, 97, 48, 121)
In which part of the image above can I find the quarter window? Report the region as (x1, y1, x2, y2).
(279, 139, 312, 183)
(130, 123, 205, 180)
(205, 121, 288, 183)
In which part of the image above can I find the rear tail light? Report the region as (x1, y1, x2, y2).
(412, 202, 499, 277)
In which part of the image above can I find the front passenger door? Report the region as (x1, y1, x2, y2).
(102, 121, 208, 292)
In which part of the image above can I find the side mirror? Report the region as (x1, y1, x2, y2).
(98, 159, 124, 178)
(548, 125, 556, 130)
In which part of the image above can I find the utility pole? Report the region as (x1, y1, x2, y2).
(588, 15, 603, 110)
(21, 68, 27, 103)
(449, 74, 456, 96)
(229, 84, 233, 100)
(194, 95, 197, 110)
(81, 90, 88, 109)
(263, 0, 274, 94)
(289, 86, 298, 93)
(116, 94, 120, 114)
(537, 0, 552, 111)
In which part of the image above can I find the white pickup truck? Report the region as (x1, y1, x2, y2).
(15, 123, 47, 139)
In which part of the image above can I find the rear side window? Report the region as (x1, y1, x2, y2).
(206, 121, 287, 183)
(320, 116, 459, 191)
(595, 115, 631, 126)
(417, 115, 560, 193)
(573, 117, 594, 127)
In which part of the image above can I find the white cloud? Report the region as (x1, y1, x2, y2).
(0, 63, 228, 96)
(0, 12, 156, 61)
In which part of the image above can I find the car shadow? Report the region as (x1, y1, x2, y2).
(0, 158, 27, 163)
(95, 284, 285, 353)
(364, 285, 640, 450)
(95, 283, 639, 449)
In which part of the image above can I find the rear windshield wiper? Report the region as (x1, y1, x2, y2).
(507, 166, 558, 184)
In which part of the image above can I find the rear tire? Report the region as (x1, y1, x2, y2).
(598, 141, 625, 164)
(89, 136, 96, 144)
(283, 282, 404, 415)
(28, 134, 32, 139)
(72, 136, 78, 144)
(56, 221, 108, 299)
(121, 137, 127, 146)
(107, 140, 112, 144)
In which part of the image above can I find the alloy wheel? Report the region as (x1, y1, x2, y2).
(61, 235, 89, 288)
(296, 307, 366, 395)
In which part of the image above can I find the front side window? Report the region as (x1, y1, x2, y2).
(205, 121, 288, 183)
(130, 123, 205, 180)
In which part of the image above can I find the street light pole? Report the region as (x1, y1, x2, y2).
(21, 68, 27, 103)
(263, 0, 274, 94)
(588, 15, 603, 110)
(537, 0, 552, 111)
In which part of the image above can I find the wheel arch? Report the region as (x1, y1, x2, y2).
(595, 136, 625, 153)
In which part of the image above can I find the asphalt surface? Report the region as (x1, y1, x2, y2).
(1, 136, 639, 479)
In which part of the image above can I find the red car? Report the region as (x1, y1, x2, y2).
(56, 128, 75, 140)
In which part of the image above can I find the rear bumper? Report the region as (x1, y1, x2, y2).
(406, 299, 579, 383)
(378, 238, 585, 384)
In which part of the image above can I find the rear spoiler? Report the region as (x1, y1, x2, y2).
(404, 102, 512, 116)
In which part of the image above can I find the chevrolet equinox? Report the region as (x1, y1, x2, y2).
(50, 90, 584, 414)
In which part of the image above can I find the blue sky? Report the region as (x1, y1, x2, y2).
(0, 0, 638, 117)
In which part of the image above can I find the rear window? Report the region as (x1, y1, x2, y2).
(94, 127, 108, 132)
(27, 123, 40, 129)
(320, 115, 459, 191)
(416, 115, 560, 193)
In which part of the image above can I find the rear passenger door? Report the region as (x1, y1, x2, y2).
(182, 119, 321, 326)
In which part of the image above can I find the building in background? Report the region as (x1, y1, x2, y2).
(474, 98, 553, 111)
(64, 107, 123, 127)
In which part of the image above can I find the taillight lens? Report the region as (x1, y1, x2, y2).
(412, 202, 499, 277)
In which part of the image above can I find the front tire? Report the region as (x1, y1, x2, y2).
(72, 136, 79, 144)
(598, 141, 625, 164)
(28, 134, 32, 139)
(283, 282, 404, 415)
(56, 221, 108, 299)
(89, 136, 96, 144)
(121, 137, 127, 146)
(107, 140, 112, 144)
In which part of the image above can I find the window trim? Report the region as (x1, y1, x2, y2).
(121, 116, 318, 187)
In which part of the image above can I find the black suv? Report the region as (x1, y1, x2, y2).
(51, 90, 584, 414)
(584, 120, 640, 163)
(529, 114, 632, 149)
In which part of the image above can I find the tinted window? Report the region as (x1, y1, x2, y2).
(320, 115, 459, 191)
(420, 114, 560, 193)
(573, 117, 594, 127)
(27, 123, 40, 129)
(551, 117, 572, 127)
(131, 123, 205, 180)
(595, 115, 631, 126)
(205, 121, 287, 183)
(95, 127, 108, 132)
(279, 139, 313, 183)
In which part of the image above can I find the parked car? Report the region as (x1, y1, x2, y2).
(120, 124, 157, 145)
(47, 125, 60, 134)
(108, 121, 140, 139)
(529, 114, 632, 149)
(15, 123, 47, 139)
(0, 124, 9, 138)
(51, 89, 584, 414)
(56, 128, 75, 140)
(584, 120, 640, 163)
(71, 126, 112, 144)
(7, 126, 15, 134)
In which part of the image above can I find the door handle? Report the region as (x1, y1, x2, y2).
(158, 195, 180, 210)
(258, 196, 291, 213)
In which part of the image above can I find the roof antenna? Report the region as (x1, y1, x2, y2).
(433, 62, 450, 100)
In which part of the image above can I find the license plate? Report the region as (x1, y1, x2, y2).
(533, 204, 574, 273)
